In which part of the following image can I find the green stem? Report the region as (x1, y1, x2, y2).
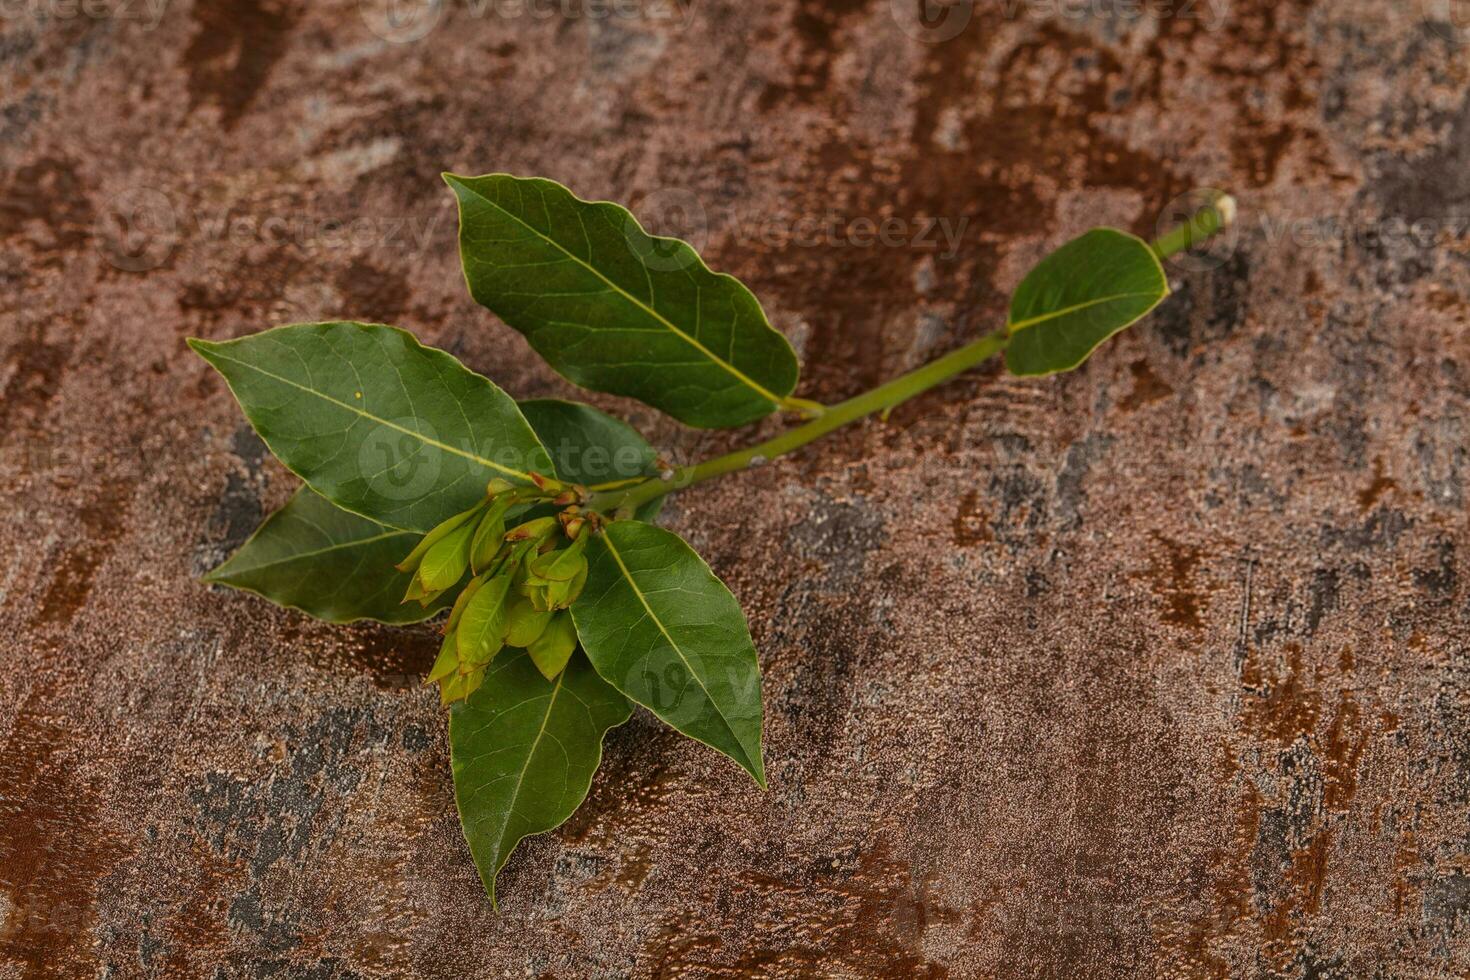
(591, 196, 1237, 517)
(1152, 191, 1236, 261)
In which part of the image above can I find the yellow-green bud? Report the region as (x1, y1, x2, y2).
(527, 612, 577, 680)
(395, 502, 482, 574)
(413, 519, 475, 597)
(503, 596, 553, 648)
(456, 570, 513, 667)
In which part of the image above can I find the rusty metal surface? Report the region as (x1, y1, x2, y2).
(3, 0, 1470, 976)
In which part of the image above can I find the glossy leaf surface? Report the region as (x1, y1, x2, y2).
(190, 322, 552, 532)
(450, 648, 632, 904)
(203, 487, 446, 624)
(448, 173, 799, 428)
(572, 520, 765, 786)
(1005, 229, 1169, 377)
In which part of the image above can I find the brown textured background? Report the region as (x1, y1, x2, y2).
(3, 0, 1470, 976)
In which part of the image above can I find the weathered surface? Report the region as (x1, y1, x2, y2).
(2, 1, 1469, 976)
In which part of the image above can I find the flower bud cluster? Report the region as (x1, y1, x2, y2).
(395, 477, 595, 703)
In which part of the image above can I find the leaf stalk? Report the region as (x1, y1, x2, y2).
(591, 196, 1237, 516)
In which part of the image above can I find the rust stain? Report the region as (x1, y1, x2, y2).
(758, 0, 874, 108)
(0, 684, 133, 978)
(0, 156, 94, 262)
(642, 835, 951, 977)
(1156, 768, 1259, 979)
(33, 480, 135, 628)
(182, 0, 299, 129)
(1240, 644, 1320, 747)
(1392, 831, 1422, 917)
(951, 489, 993, 546)
(1262, 830, 1332, 953)
(334, 257, 414, 325)
(1118, 358, 1174, 412)
(0, 328, 67, 435)
(1357, 457, 1397, 512)
(1146, 534, 1206, 631)
(1322, 691, 1370, 812)
(290, 620, 443, 691)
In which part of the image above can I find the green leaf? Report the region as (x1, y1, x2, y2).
(1004, 229, 1169, 377)
(447, 173, 800, 429)
(450, 648, 632, 905)
(203, 487, 448, 624)
(520, 398, 665, 521)
(571, 520, 765, 787)
(189, 322, 553, 533)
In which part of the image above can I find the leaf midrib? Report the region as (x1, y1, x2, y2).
(454, 178, 784, 409)
(1008, 291, 1163, 333)
(485, 669, 565, 901)
(599, 531, 755, 773)
(199, 345, 535, 482)
(210, 529, 411, 577)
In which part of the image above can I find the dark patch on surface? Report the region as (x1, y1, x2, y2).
(952, 488, 992, 546)
(0, 326, 66, 435)
(0, 156, 94, 261)
(336, 96, 457, 208)
(0, 91, 49, 148)
(775, 602, 865, 749)
(206, 426, 270, 561)
(1371, 89, 1470, 221)
(1151, 277, 1199, 357)
(34, 480, 134, 627)
(401, 724, 431, 752)
(911, 21, 1181, 222)
(295, 621, 443, 691)
(1118, 359, 1174, 412)
(987, 465, 1048, 546)
(1055, 433, 1112, 531)
(758, 0, 874, 107)
(1155, 249, 1253, 358)
(1320, 508, 1411, 553)
(182, 0, 300, 130)
(642, 834, 951, 977)
(1305, 567, 1339, 636)
(179, 250, 307, 325)
(1413, 535, 1457, 600)
(1204, 248, 1252, 342)
(334, 257, 413, 324)
(1424, 871, 1470, 932)
(1146, 534, 1205, 630)
(187, 706, 388, 953)
(1357, 457, 1396, 512)
(787, 496, 885, 590)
